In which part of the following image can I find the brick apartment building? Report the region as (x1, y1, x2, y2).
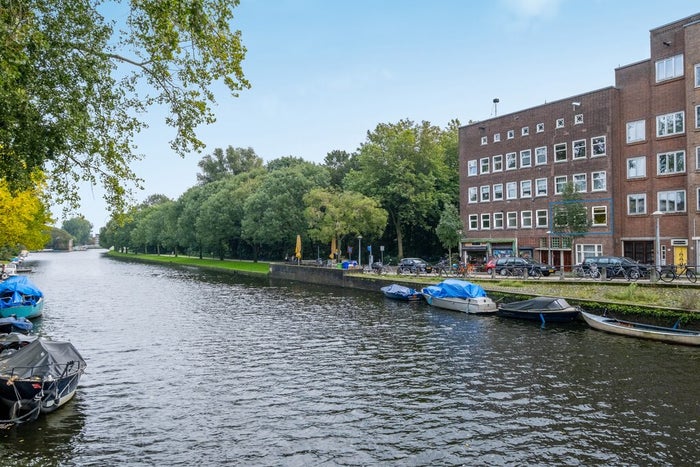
(459, 13, 700, 271)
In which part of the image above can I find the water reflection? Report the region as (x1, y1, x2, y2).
(0, 250, 697, 465)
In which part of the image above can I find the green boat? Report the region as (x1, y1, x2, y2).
(0, 276, 44, 319)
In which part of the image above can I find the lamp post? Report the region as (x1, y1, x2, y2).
(546, 231, 552, 265)
(652, 210, 663, 268)
(357, 235, 363, 268)
(457, 229, 463, 263)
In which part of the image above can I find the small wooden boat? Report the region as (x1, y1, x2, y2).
(380, 284, 423, 301)
(580, 311, 700, 346)
(497, 297, 581, 323)
(0, 338, 86, 423)
(421, 279, 497, 314)
(0, 276, 44, 319)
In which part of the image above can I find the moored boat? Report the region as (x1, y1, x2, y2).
(497, 297, 581, 323)
(0, 338, 87, 423)
(0, 276, 44, 319)
(0, 316, 33, 334)
(580, 311, 700, 346)
(421, 279, 497, 314)
(380, 284, 423, 301)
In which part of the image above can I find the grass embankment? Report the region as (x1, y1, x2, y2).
(105, 251, 270, 274)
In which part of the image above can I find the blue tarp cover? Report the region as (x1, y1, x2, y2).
(381, 284, 418, 296)
(422, 279, 487, 299)
(0, 276, 43, 308)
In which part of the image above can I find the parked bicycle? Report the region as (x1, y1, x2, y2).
(573, 262, 601, 279)
(604, 262, 640, 281)
(657, 264, 697, 283)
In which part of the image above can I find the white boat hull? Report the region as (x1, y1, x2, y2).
(580, 311, 700, 346)
(424, 294, 497, 314)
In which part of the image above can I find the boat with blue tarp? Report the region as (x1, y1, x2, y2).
(421, 279, 497, 314)
(0, 276, 44, 319)
(380, 284, 423, 301)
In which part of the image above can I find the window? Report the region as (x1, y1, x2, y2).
(506, 152, 517, 170)
(494, 133, 501, 142)
(696, 105, 700, 129)
(468, 187, 478, 203)
(520, 180, 532, 198)
(658, 190, 686, 213)
(657, 151, 685, 175)
(520, 149, 532, 168)
(480, 185, 490, 202)
(521, 126, 529, 136)
(697, 147, 700, 170)
(521, 211, 533, 228)
(696, 63, 700, 87)
(480, 157, 490, 174)
(481, 213, 491, 230)
(591, 136, 606, 156)
(481, 136, 488, 145)
(554, 176, 567, 195)
(506, 182, 517, 200)
(573, 139, 586, 159)
(592, 206, 607, 226)
(574, 114, 584, 125)
(469, 214, 478, 230)
(535, 146, 547, 165)
(493, 183, 503, 201)
(507, 212, 517, 228)
(573, 173, 587, 192)
(535, 178, 547, 196)
(556, 118, 564, 128)
(536, 209, 548, 228)
(507, 130, 514, 139)
(592, 171, 606, 191)
(468, 160, 477, 176)
(494, 212, 504, 229)
(698, 188, 700, 211)
(536, 123, 544, 133)
(627, 156, 646, 178)
(554, 143, 567, 162)
(628, 194, 646, 215)
(493, 155, 503, 172)
(626, 120, 645, 143)
(655, 54, 683, 82)
(657, 111, 685, 137)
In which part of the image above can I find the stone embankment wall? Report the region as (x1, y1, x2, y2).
(269, 263, 424, 292)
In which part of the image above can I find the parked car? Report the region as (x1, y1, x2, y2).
(494, 256, 556, 276)
(397, 257, 431, 275)
(580, 256, 650, 279)
(485, 258, 496, 274)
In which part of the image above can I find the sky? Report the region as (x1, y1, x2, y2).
(63, 0, 700, 232)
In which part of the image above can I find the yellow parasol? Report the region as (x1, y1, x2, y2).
(295, 234, 302, 260)
(329, 236, 336, 259)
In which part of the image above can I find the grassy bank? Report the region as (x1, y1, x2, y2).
(105, 251, 270, 274)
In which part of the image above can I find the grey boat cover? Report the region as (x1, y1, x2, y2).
(501, 297, 573, 311)
(0, 339, 85, 380)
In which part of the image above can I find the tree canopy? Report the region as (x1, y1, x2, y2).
(0, 0, 249, 217)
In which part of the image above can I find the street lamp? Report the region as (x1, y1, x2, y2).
(652, 210, 663, 267)
(357, 235, 363, 268)
(546, 231, 552, 265)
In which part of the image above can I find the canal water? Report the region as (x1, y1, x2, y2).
(0, 250, 698, 465)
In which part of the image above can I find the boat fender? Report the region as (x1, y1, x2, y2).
(8, 399, 40, 422)
(1, 273, 7, 280)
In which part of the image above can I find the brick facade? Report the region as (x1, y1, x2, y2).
(459, 13, 700, 270)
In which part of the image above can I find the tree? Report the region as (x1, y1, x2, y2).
(0, 179, 51, 257)
(197, 146, 263, 184)
(323, 150, 357, 188)
(552, 182, 591, 256)
(0, 0, 249, 217)
(61, 217, 93, 246)
(344, 119, 448, 259)
(435, 203, 462, 262)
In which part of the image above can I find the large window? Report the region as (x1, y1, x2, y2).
(696, 63, 700, 87)
(658, 190, 686, 213)
(592, 206, 607, 226)
(657, 111, 685, 137)
(535, 146, 547, 165)
(468, 160, 477, 176)
(554, 143, 567, 162)
(468, 187, 477, 203)
(573, 173, 587, 192)
(480, 157, 490, 174)
(656, 54, 683, 82)
(573, 139, 586, 159)
(469, 214, 478, 230)
(506, 152, 517, 170)
(657, 151, 685, 175)
(520, 180, 532, 198)
(591, 136, 606, 156)
(481, 213, 491, 230)
(493, 183, 503, 201)
(493, 154, 503, 172)
(494, 212, 504, 229)
(520, 149, 532, 168)
(554, 176, 567, 195)
(535, 178, 547, 196)
(536, 209, 548, 228)
(521, 211, 533, 228)
(591, 171, 606, 191)
(627, 156, 646, 178)
(628, 194, 646, 215)
(506, 182, 517, 200)
(696, 105, 700, 129)
(697, 147, 700, 170)
(507, 212, 517, 229)
(480, 185, 490, 202)
(626, 120, 645, 143)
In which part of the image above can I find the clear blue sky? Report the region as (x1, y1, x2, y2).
(69, 0, 700, 231)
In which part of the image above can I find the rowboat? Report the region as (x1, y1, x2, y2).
(497, 297, 581, 323)
(580, 311, 700, 346)
(421, 279, 497, 314)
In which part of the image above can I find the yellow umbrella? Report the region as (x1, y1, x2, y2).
(295, 234, 302, 261)
(329, 236, 336, 259)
